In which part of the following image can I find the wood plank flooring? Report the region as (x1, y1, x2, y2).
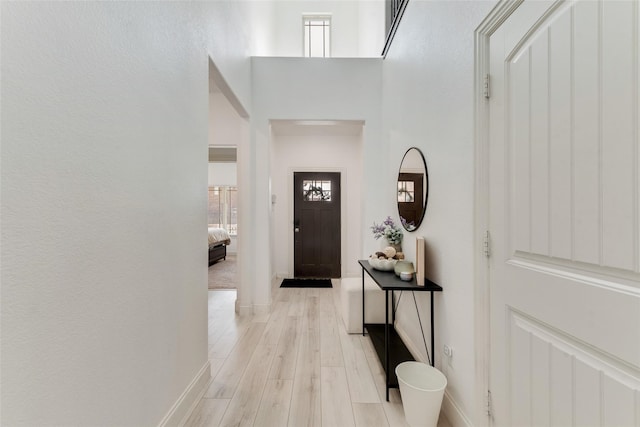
(186, 280, 451, 427)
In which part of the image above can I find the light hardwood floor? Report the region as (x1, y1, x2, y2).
(186, 279, 451, 427)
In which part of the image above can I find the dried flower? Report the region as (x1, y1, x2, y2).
(370, 216, 403, 245)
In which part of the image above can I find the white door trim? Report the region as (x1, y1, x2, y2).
(473, 2, 523, 425)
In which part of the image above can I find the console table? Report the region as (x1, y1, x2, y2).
(358, 259, 443, 401)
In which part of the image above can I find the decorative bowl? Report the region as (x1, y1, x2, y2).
(368, 257, 397, 271)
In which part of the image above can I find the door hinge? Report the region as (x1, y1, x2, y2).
(486, 390, 493, 417)
(483, 74, 490, 99)
(483, 230, 491, 258)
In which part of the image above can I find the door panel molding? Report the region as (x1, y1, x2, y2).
(503, 0, 640, 273)
(507, 308, 640, 425)
(503, 0, 570, 63)
(510, 252, 640, 287)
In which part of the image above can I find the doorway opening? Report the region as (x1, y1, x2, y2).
(207, 162, 238, 290)
(207, 57, 249, 305)
(269, 119, 364, 280)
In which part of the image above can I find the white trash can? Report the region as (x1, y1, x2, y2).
(396, 361, 447, 427)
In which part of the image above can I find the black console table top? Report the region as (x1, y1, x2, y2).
(358, 259, 443, 291)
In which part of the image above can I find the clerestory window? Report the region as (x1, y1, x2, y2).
(303, 15, 331, 57)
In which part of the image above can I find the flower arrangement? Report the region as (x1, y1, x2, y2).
(371, 216, 403, 245)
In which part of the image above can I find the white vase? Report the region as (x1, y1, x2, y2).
(380, 238, 402, 253)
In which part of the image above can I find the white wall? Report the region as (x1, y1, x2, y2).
(210, 91, 245, 146)
(1, 2, 253, 425)
(270, 127, 364, 278)
(208, 162, 238, 186)
(249, 1, 277, 56)
(358, 0, 387, 57)
(268, 0, 385, 57)
(251, 57, 385, 312)
(382, 1, 496, 425)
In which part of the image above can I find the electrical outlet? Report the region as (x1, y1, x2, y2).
(443, 345, 453, 358)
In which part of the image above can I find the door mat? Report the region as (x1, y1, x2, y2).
(280, 278, 333, 288)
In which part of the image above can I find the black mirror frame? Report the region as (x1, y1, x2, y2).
(397, 147, 429, 232)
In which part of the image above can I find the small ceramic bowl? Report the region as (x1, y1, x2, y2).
(399, 271, 413, 281)
(394, 260, 415, 277)
(368, 257, 397, 271)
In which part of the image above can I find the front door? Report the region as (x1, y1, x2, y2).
(293, 172, 341, 278)
(488, 1, 640, 425)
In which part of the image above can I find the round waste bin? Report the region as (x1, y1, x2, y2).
(395, 361, 447, 427)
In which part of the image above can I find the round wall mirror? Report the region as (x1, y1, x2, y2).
(397, 147, 428, 231)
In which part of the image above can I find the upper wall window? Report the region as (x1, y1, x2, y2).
(303, 15, 331, 57)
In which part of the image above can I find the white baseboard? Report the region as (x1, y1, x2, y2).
(442, 390, 473, 427)
(236, 300, 253, 316)
(157, 360, 211, 427)
(343, 270, 361, 278)
(235, 300, 271, 316)
(253, 303, 271, 316)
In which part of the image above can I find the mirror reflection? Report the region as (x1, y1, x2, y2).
(397, 147, 428, 231)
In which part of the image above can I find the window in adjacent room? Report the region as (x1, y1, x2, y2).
(303, 15, 331, 57)
(208, 186, 238, 235)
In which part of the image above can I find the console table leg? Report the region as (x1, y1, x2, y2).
(430, 290, 435, 367)
(385, 289, 390, 402)
(392, 291, 396, 324)
(362, 269, 365, 337)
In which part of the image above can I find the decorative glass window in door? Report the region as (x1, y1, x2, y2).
(303, 180, 332, 201)
(397, 181, 415, 202)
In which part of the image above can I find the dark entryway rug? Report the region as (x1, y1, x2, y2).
(280, 278, 333, 288)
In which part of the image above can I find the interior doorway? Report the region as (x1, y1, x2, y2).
(208, 58, 249, 309)
(293, 171, 341, 278)
(268, 120, 364, 280)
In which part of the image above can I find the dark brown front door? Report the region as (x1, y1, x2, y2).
(293, 172, 341, 278)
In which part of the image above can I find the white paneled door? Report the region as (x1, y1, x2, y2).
(488, 1, 640, 425)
